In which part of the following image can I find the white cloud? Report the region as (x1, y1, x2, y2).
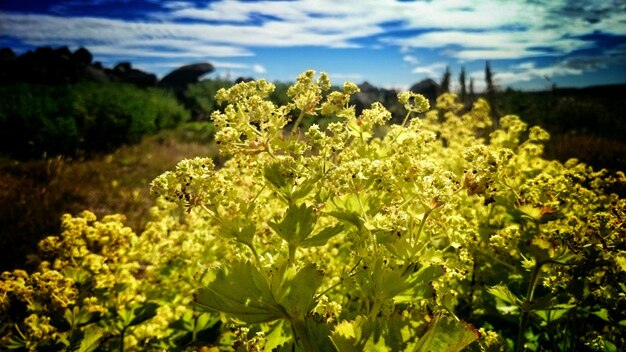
(403, 55, 419, 65)
(469, 59, 596, 89)
(412, 62, 446, 77)
(252, 64, 266, 74)
(1, 0, 625, 86)
(162, 2, 194, 10)
(3, 1, 624, 59)
(87, 44, 253, 58)
(210, 61, 268, 76)
(387, 30, 592, 60)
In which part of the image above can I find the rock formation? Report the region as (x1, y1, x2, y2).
(105, 62, 157, 87)
(409, 78, 440, 104)
(0, 46, 157, 87)
(159, 63, 214, 92)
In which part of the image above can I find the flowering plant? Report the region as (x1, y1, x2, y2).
(1, 71, 624, 351)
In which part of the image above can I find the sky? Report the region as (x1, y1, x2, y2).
(0, 0, 625, 91)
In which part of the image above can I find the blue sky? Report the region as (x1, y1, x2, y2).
(1, 0, 625, 90)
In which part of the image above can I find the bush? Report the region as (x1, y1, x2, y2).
(1, 72, 624, 351)
(175, 121, 217, 143)
(0, 83, 189, 158)
(183, 79, 233, 120)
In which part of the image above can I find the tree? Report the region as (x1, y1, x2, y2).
(440, 65, 451, 93)
(459, 66, 467, 103)
(485, 61, 495, 97)
(485, 61, 497, 122)
(469, 78, 475, 98)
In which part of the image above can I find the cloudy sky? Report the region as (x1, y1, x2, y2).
(1, 0, 625, 90)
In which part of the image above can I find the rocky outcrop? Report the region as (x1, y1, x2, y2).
(352, 81, 383, 112)
(350, 82, 405, 122)
(0, 46, 157, 87)
(410, 78, 440, 104)
(105, 62, 157, 87)
(159, 63, 214, 92)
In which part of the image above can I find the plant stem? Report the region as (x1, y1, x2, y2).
(290, 110, 306, 135)
(415, 208, 433, 245)
(400, 110, 412, 128)
(291, 318, 314, 352)
(288, 244, 296, 262)
(516, 261, 544, 352)
(120, 327, 126, 352)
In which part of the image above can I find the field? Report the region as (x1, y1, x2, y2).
(0, 127, 218, 271)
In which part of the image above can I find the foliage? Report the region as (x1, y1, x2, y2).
(0, 206, 226, 351)
(183, 79, 233, 120)
(1, 71, 625, 351)
(175, 121, 217, 144)
(0, 83, 189, 159)
(183, 79, 291, 121)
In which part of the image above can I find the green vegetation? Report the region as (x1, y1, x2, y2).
(0, 83, 189, 159)
(1, 72, 624, 351)
(183, 79, 291, 121)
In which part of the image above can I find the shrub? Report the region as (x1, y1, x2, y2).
(0, 83, 189, 158)
(183, 79, 233, 120)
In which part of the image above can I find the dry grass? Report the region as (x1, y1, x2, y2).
(545, 133, 626, 173)
(0, 130, 217, 271)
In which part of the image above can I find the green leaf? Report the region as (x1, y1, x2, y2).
(117, 301, 159, 329)
(277, 264, 324, 317)
(74, 326, 103, 352)
(326, 193, 368, 231)
(221, 219, 256, 246)
(331, 310, 430, 352)
(64, 306, 95, 329)
(304, 314, 337, 352)
(535, 305, 574, 322)
(269, 203, 317, 246)
(169, 312, 221, 347)
(265, 320, 292, 352)
(382, 263, 445, 304)
(593, 308, 611, 322)
(129, 302, 159, 327)
(194, 261, 285, 324)
(290, 176, 317, 201)
(331, 316, 376, 352)
(301, 224, 344, 247)
(488, 284, 522, 306)
(328, 211, 365, 231)
(415, 312, 480, 352)
(264, 162, 293, 191)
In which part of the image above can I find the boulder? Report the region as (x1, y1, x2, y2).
(410, 79, 440, 103)
(83, 65, 109, 83)
(352, 81, 382, 112)
(106, 61, 157, 87)
(160, 63, 214, 91)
